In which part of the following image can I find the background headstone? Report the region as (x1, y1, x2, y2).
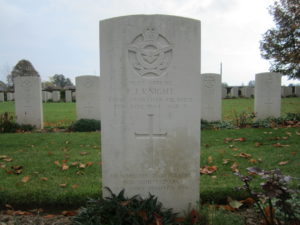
(201, 73, 221, 121)
(76, 75, 100, 120)
(295, 86, 300, 97)
(7, 93, 14, 101)
(255, 72, 281, 119)
(52, 90, 61, 102)
(65, 90, 72, 102)
(222, 87, 227, 99)
(0, 92, 4, 102)
(14, 76, 43, 129)
(100, 15, 201, 212)
(241, 86, 254, 98)
(230, 87, 239, 98)
(281, 86, 293, 97)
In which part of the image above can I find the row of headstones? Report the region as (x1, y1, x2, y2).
(201, 72, 283, 121)
(12, 72, 289, 128)
(13, 75, 100, 129)
(2, 84, 298, 103)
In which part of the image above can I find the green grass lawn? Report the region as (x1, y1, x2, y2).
(1, 98, 299, 126)
(0, 127, 299, 208)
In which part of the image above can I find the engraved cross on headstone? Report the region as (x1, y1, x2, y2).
(135, 114, 167, 168)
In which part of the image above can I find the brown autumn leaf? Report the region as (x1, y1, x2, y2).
(21, 176, 30, 183)
(120, 201, 131, 206)
(43, 214, 57, 219)
(62, 163, 69, 171)
(154, 212, 163, 225)
(233, 137, 246, 142)
(71, 162, 79, 166)
(59, 183, 67, 188)
(0, 155, 9, 160)
(273, 143, 290, 147)
(208, 156, 213, 164)
(62, 210, 77, 216)
(278, 161, 288, 166)
(11, 165, 23, 174)
(296, 131, 300, 136)
(80, 152, 89, 156)
(236, 152, 252, 159)
(3, 158, 13, 162)
(200, 166, 218, 174)
(222, 159, 232, 165)
(240, 197, 255, 206)
(86, 162, 94, 167)
(0, 163, 6, 169)
(79, 163, 86, 169)
(255, 142, 263, 147)
(48, 151, 54, 156)
(14, 210, 33, 215)
(54, 160, 61, 167)
(291, 152, 297, 156)
(249, 159, 258, 164)
(40, 177, 48, 181)
(71, 184, 79, 189)
(230, 162, 239, 173)
(224, 138, 233, 143)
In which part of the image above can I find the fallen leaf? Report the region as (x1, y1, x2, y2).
(208, 156, 213, 164)
(14, 210, 33, 215)
(43, 214, 56, 219)
(200, 166, 217, 174)
(71, 162, 79, 166)
(80, 152, 89, 156)
(54, 160, 61, 167)
(249, 159, 258, 164)
(62, 210, 77, 216)
(48, 152, 54, 156)
(3, 158, 13, 162)
(5, 204, 13, 209)
(236, 152, 252, 159)
(40, 177, 48, 181)
(222, 159, 232, 165)
(189, 209, 200, 224)
(59, 183, 67, 188)
(255, 142, 263, 147)
(61, 163, 69, 171)
(296, 131, 300, 136)
(240, 197, 255, 206)
(273, 143, 290, 147)
(285, 132, 292, 136)
(278, 161, 288, 166)
(224, 138, 233, 143)
(222, 205, 236, 211)
(0, 155, 9, 159)
(21, 176, 30, 183)
(154, 213, 163, 225)
(230, 162, 239, 172)
(291, 152, 297, 156)
(228, 198, 243, 209)
(79, 163, 86, 169)
(71, 184, 78, 189)
(86, 162, 93, 167)
(234, 137, 246, 142)
(211, 176, 217, 179)
(138, 211, 148, 221)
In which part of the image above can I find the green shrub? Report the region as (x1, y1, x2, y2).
(72, 188, 178, 225)
(0, 112, 19, 133)
(69, 119, 101, 132)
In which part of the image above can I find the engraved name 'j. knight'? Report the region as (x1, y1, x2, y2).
(128, 27, 173, 78)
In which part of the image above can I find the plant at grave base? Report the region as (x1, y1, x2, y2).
(232, 110, 256, 128)
(201, 120, 235, 130)
(72, 187, 178, 225)
(0, 112, 19, 133)
(69, 119, 101, 132)
(235, 167, 300, 225)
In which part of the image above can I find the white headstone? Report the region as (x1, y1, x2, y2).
(230, 87, 239, 98)
(75, 75, 101, 120)
(65, 90, 72, 102)
(222, 87, 227, 99)
(7, 93, 14, 101)
(0, 92, 4, 102)
(52, 90, 61, 102)
(201, 73, 221, 121)
(241, 86, 254, 98)
(100, 15, 201, 212)
(255, 72, 281, 119)
(42, 91, 51, 102)
(295, 86, 300, 97)
(14, 76, 43, 129)
(281, 86, 293, 97)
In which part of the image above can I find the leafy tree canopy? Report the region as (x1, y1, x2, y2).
(50, 74, 73, 88)
(260, 0, 300, 79)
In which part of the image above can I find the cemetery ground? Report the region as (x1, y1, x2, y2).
(0, 98, 300, 224)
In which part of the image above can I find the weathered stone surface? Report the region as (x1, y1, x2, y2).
(295, 86, 300, 97)
(75, 75, 100, 120)
(7, 93, 14, 101)
(281, 86, 293, 97)
(230, 87, 239, 97)
(222, 87, 227, 99)
(0, 92, 4, 102)
(42, 91, 52, 102)
(65, 90, 72, 102)
(100, 15, 201, 212)
(52, 90, 61, 102)
(255, 72, 281, 119)
(14, 76, 43, 129)
(201, 73, 221, 121)
(241, 86, 254, 98)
